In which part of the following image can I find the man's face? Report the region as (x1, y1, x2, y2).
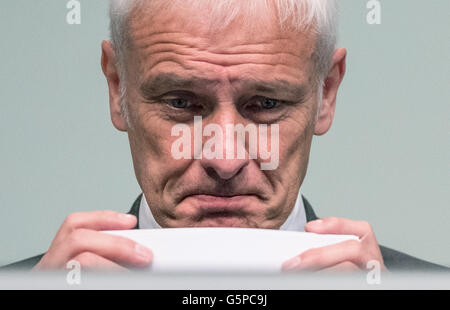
(116, 3, 325, 229)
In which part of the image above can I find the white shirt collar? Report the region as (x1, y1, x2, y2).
(139, 192, 306, 231)
(139, 194, 163, 229)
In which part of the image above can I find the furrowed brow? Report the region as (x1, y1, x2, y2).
(139, 73, 220, 98)
(251, 79, 310, 101)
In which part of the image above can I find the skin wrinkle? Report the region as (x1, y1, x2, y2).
(139, 36, 302, 56)
(140, 73, 308, 106)
(128, 19, 316, 77)
(135, 39, 311, 71)
(138, 38, 305, 57)
(128, 7, 317, 73)
(136, 46, 307, 75)
(143, 45, 303, 60)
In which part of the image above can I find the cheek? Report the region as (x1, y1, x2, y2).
(133, 109, 170, 158)
(129, 107, 191, 191)
(278, 108, 315, 176)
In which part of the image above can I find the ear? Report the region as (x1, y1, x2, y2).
(314, 48, 347, 136)
(101, 40, 128, 132)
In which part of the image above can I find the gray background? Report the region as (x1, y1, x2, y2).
(1, 0, 449, 267)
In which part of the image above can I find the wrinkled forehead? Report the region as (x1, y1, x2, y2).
(126, 0, 317, 52)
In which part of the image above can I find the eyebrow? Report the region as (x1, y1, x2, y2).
(244, 79, 309, 101)
(140, 73, 221, 98)
(139, 73, 309, 101)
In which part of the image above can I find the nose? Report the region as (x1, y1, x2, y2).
(201, 156, 249, 180)
(199, 109, 250, 181)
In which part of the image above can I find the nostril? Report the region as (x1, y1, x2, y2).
(204, 163, 246, 181)
(205, 167, 220, 179)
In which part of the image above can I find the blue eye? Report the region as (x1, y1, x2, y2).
(261, 98, 278, 109)
(168, 98, 189, 109)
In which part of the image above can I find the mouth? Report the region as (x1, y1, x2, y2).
(186, 194, 254, 225)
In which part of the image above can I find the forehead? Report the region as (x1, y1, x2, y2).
(126, 1, 317, 85)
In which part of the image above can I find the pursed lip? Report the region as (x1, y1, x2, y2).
(186, 194, 255, 219)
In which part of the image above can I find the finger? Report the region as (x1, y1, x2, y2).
(282, 239, 365, 271)
(317, 261, 361, 274)
(47, 229, 153, 268)
(72, 252, 129, 272)
(60, 210, 137, 235)
(305, 217, 372, 239)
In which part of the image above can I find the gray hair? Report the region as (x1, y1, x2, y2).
(109, 0, 338, 125)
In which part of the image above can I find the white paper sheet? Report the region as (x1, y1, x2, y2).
(103, 228, 358, 273)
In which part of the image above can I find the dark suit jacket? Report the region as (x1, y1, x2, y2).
(2, 194, 448, 272)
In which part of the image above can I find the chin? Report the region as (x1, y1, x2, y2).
(193, 217, 256, 228)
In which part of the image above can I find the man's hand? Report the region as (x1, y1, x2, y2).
(33, 210, 153, 271)
(282, 217, 387, 273)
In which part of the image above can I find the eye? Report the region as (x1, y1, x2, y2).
(245, 96, 283, 111)
(261, 97, 278, 109)
(161, 94, 207, 117)
(167, 98, 190, 109)
(240, 96, 289, 123)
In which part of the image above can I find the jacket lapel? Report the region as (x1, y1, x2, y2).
(302, 196, 319, 222)
(128, 193, 143, 229)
